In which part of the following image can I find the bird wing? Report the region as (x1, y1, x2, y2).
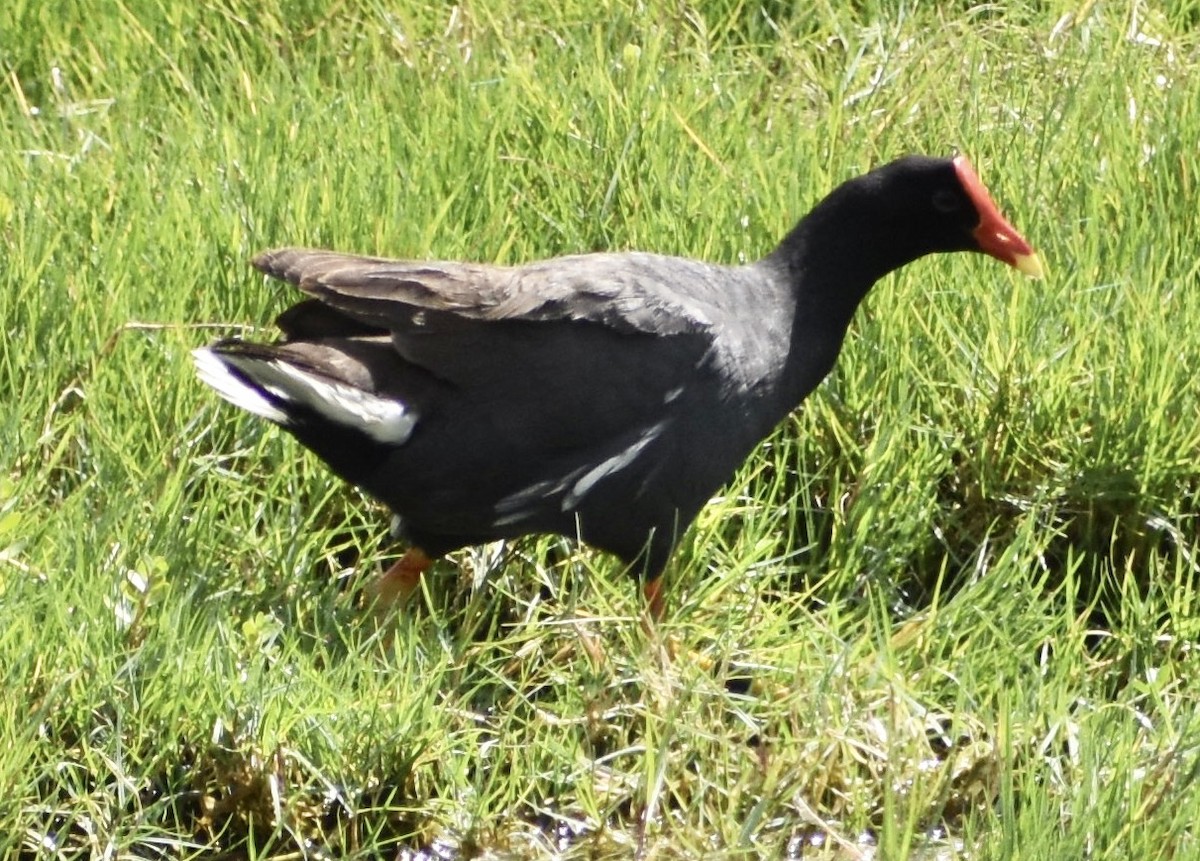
(252, 246, 721, 464)
(253, 247, 717, 339)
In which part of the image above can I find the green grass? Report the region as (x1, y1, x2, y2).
(3, 0, 1199, 857)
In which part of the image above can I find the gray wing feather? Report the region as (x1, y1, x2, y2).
(253, 247, 715, 336)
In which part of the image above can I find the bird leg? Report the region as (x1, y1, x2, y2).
(368, 546, 433, 611)
(640, 575, 686, 661)
(642, 576, 667, 623)
(641, 574, 724, 674)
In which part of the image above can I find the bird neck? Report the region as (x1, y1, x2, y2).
(764, 179, 932, 322)
(754, 183, 932, 408)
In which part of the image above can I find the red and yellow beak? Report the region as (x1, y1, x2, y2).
(953, 156, 1044, 279)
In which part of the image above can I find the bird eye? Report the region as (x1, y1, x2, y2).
(932, 189, 961, 213)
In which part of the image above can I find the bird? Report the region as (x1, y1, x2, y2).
(193, 154, 1041, 620)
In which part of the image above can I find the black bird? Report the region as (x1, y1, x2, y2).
(193, 155, 1041, 618)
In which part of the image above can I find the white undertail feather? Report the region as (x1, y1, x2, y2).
(192, 347, 417, 444)
(192, 347, 289, 423)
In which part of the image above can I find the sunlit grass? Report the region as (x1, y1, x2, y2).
(2, 0, 1199, 857)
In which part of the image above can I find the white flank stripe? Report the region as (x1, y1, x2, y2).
(192, 347, 289, 423)
(490, 509, 536, 528)
(561, 420, 667, 511)
(192, 348, 417, 444)
(491, 475, 575, 527)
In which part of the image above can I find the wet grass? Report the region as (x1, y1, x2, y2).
(3, 0, 1199, 857)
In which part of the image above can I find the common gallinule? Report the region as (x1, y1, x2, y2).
(194, 155, 1040, 619)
